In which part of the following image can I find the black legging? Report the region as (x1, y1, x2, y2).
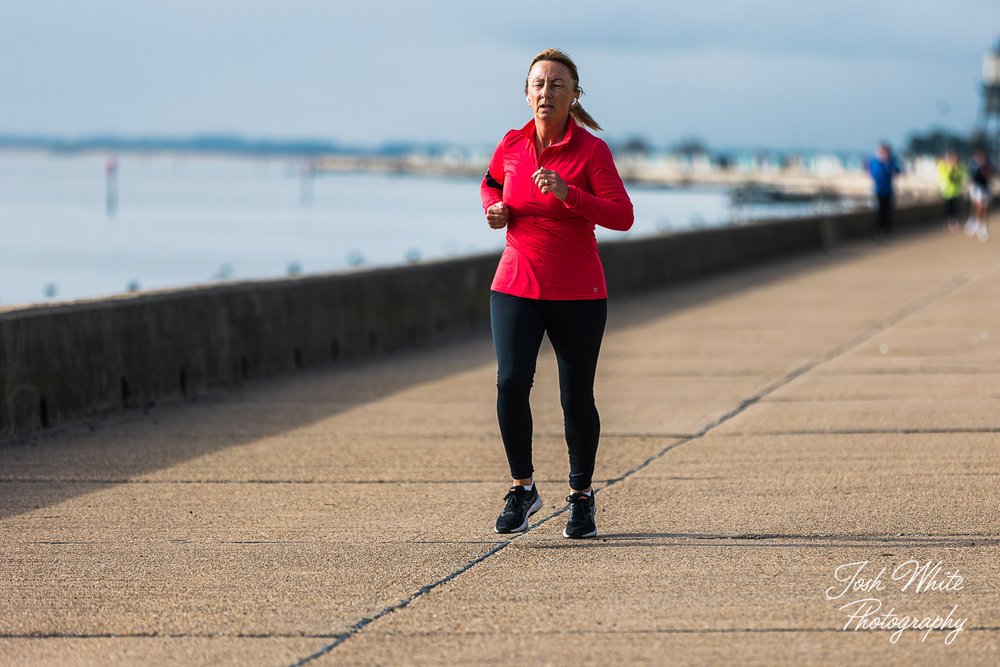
(875, 194, 894, 235)
(490, 291, 607, 490)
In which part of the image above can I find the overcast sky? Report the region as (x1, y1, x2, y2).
(3, 1, 999, 151)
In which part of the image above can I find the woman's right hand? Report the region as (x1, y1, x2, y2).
(486, 202, 509, 229)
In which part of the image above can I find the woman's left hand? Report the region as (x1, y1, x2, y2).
(532, 167, 568, 201)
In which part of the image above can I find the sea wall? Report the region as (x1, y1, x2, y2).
(0, 202, 943, 440)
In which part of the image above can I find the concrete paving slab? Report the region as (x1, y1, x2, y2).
(583, 440, 1000, 537)
(643, 432, 1000, 480)
(593, 357, 809, 377)
(319, 629, 1000, 666)
(816, 355, 1000, 375)
(1, 481, 513, 542)
(0, 538, 494, 637)
(767, 372, 1000, 400)
(598, 374, 770, 402)
(1, 639, 324, 667)
(1, 478, 508, 637)
(0, 434, 676, 487)
(828, 330, 1000, 365)
(601, 327, 853, 361)
(597, 373, 776, 435)
(330, 541, 1000, 662)
(599, 399, 745, 437)
(715, 398, 1000, 435)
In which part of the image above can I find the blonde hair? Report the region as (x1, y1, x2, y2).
(524, 48, 602, 132)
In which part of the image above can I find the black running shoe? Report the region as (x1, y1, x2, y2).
(494, 485, 542, 534)
(563, 492, 596, 539)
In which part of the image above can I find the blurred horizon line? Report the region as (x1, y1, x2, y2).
(0, 125, 984, 159)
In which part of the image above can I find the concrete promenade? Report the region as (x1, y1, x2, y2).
(2, 220, 999, 665)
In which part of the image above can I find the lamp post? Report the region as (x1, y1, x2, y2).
(105, 155, 118, 218)
(981, 39, 1000, 154)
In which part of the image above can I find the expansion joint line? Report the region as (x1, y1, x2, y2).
(289, 272, 972, 666)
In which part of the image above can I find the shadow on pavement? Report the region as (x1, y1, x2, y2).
(0, 234, 903, 522)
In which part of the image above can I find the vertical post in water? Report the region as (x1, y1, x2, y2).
(106, 155, 119, 218)
(300, 159, 315, 207)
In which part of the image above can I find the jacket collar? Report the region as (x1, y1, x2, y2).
(518, 116, 577, 150)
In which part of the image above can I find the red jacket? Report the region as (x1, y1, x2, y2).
(480, 118, 633, 300)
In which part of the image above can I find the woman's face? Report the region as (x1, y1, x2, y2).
(526, 60, 579, 124)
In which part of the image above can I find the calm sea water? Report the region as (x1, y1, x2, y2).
(0, 152, 847, 308)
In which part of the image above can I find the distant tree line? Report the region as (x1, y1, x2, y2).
(616, 135, 710, 157)
(0, 133, 350, 156)
(904, 127, 994, 158)
(0, 133, 481, 159)
(615, 128, 997, 160)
